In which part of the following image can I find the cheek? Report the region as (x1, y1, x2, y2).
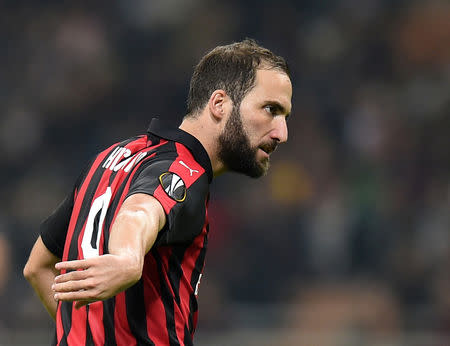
(241, 110, 266, 137)
(241, 122, 260, 147)
(247, 121, 270, 147)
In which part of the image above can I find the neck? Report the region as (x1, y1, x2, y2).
(179, 116, 226, 177)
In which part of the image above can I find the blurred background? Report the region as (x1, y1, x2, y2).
(1, 0, 449, 345)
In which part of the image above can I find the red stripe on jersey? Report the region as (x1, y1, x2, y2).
(56, 303, 64, 345)
(67, 305, 87, 345)
(88, 302, 105, 345)
(143, 253, 170, 345)
(153, 184, 177, 214)
(114, 292, 136, 346)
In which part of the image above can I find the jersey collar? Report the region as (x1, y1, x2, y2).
(147, 118, 213, 183)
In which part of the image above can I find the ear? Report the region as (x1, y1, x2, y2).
(208, 90, 232, 122)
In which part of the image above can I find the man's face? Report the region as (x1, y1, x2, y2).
(218, 68, 292, 178)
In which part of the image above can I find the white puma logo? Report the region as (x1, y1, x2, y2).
(179, 160, 199, 176)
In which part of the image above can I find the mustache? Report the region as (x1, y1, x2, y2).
(259, 140, 278, 154)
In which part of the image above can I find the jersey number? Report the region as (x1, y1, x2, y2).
(81, 187, 112, 258)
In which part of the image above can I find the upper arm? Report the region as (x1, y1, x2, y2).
(108, 193, 166, 257)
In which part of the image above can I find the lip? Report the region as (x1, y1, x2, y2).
(259, 148, 270, 157)
(259, 145, 276, 155)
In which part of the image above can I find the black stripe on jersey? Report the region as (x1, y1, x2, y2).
(125, 279, 155, 346)
(85, 305, 94, 345)
(59, 335, 68, 346)
(188, 230, 208, 334)
(103, 298, 117, 346)
(183, 325, 193, 346)
(168, 245, 188, 306)
(154, 250, 180, 346)
(59, 301, 72, 346)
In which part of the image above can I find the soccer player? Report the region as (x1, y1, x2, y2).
(24, 39, 292, 345)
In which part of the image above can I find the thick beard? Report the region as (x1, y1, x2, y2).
(217, 106, 269, 178)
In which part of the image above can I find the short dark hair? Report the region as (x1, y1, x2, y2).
(186, 38, 290, 116)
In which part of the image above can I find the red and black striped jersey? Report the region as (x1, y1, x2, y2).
(41, 118, 212, 346)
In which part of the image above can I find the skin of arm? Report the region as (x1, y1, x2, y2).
(51, 193, 166, 308)
(23, 236, 61, 320)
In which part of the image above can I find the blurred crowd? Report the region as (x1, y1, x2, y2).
(1, 0, 449, 344)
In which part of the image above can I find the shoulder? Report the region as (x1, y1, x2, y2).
(169, 142, 208, 187)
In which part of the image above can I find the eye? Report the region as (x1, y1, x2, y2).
(264, 105, 276, 115)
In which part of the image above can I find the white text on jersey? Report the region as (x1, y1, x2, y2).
(103, 146, 147, 172)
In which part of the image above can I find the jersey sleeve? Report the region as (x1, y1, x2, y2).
(127, 157, 209, 246)
(40, 192, 74, 258)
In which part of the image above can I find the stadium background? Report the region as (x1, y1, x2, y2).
(0, 1, 449, 345)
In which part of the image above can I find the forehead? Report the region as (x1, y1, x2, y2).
(246, 69, 292, 111)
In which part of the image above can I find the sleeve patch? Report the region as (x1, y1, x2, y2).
(159, 172, 186, 202)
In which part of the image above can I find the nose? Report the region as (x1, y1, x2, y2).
(270, 117, 288, 143)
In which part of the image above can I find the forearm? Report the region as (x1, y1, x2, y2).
(26, 266, 59, 320)
(107, 208, 161, 282)
(23, 236, 60, 320)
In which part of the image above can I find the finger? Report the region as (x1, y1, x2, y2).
(54, 270, 88, 283)
(52, 280, 89, 293)
(55, 259, 90, 271)
(54, 289, 93, 302)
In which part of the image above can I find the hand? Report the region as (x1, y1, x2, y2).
(52, 254, 141, 309)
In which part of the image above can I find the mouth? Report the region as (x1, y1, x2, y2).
(258, 144, 277, 156)
(259, 148, 270, 157)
